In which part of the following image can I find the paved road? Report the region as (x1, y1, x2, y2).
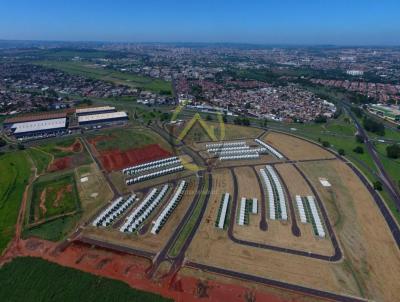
(185, 261, 367, 302)
(274, 168, 301, 237)
(251, 166, 268, 231)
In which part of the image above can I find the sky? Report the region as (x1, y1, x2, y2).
(0, 0, 399, 45)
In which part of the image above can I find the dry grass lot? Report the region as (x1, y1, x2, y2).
(83, 177, 198, 254)
(187, 158, 400, 301)
(75, 163, 114, 221)
(298, 160, 400, 302)
(262, 132, 334, 160)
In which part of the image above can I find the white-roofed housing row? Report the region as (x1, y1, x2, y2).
(254, 139, 284, 159)
(92, 194, 136, 227)
(122, 156, 180, 176)
(260, 165, 288, 220)
(151, 180, 188, 234)
(126, 165, 184, 185)
(215, 193, 230, 229)
(120, 185, 169, 233)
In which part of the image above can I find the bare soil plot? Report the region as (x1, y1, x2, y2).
(83, 177, 198, 254)
(262, 132, 334, 160)
(297, 160, 400, 302)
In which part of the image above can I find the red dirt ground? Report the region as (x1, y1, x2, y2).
(1, 238, 291, 302)
(48, 157, 73, 172)
(55, 139, 83, 153)
(99, 144, 172, 172)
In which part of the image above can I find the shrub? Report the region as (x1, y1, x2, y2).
(373, 181, 383, 191)
(353, 146, 364, 154)
(322, 141, 330, 148)
(338, 149, 345, 156)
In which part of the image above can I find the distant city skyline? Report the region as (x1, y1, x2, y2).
(0, 0, 399, 45)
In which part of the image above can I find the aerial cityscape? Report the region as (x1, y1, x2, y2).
(0, 1, 400, 302)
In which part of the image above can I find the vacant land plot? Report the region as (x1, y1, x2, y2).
(262, 132, 334, 160)
(298, 160, 400, 301)
(29, 173, 80, 223)
(169, 120, 263, 146)
(38, 137, 81, 159)
(100, 144, 172, 172)
(75, 163, 114, 220)
(0, 152, 32, 253)
(36, 60, 172, 95)
(0, 257, 171, 302)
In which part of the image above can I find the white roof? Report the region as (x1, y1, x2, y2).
(76, 106, 115, 114)
(12, 118, 66, 134)
(78, 111, 127, 123)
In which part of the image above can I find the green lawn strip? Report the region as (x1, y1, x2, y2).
(0, 152, 32, 253)
(0, 257, 172, 302)
(168, 175, 209, 258)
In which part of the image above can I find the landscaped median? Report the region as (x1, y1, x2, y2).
(168, 173, 210, 258)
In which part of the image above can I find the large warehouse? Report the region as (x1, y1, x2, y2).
(4, 106, 129, 140)
(76, 106, 116, 116)
(10, 118, 67, 139)
(78, 111, 128, 125)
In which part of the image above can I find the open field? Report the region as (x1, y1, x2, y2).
(29, 173, 80, 223)
(0, 152, 32, 253)
(86, 127, 169, 152)
(36, 60, 172, 95)
(0, 257, 171, 302)
(262, 131, 335, 160)
(25, 148, 52, 175)
(75, 163, 114, 220)
(84, 177, 197, 254)
(167, 120, 263, 146)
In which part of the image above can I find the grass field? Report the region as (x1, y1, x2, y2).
(0, 257, 171, 302)
(37, 137, 79, 158)
(36, 60, 172, 95)
(0, 152, 32, 253)
(25, 148, 52, 174)
(23, 213, 81, 241)
(29, 173, 80, 223)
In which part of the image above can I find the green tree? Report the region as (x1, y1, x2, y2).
(353, 146, 364, 154)
(386, 144, 400, 159)
(373, 181, 383, 191)
(338, 149, 345, 156)
(322, 141, 330, 148)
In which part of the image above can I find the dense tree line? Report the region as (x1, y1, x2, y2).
(363, 117, 385, 136)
